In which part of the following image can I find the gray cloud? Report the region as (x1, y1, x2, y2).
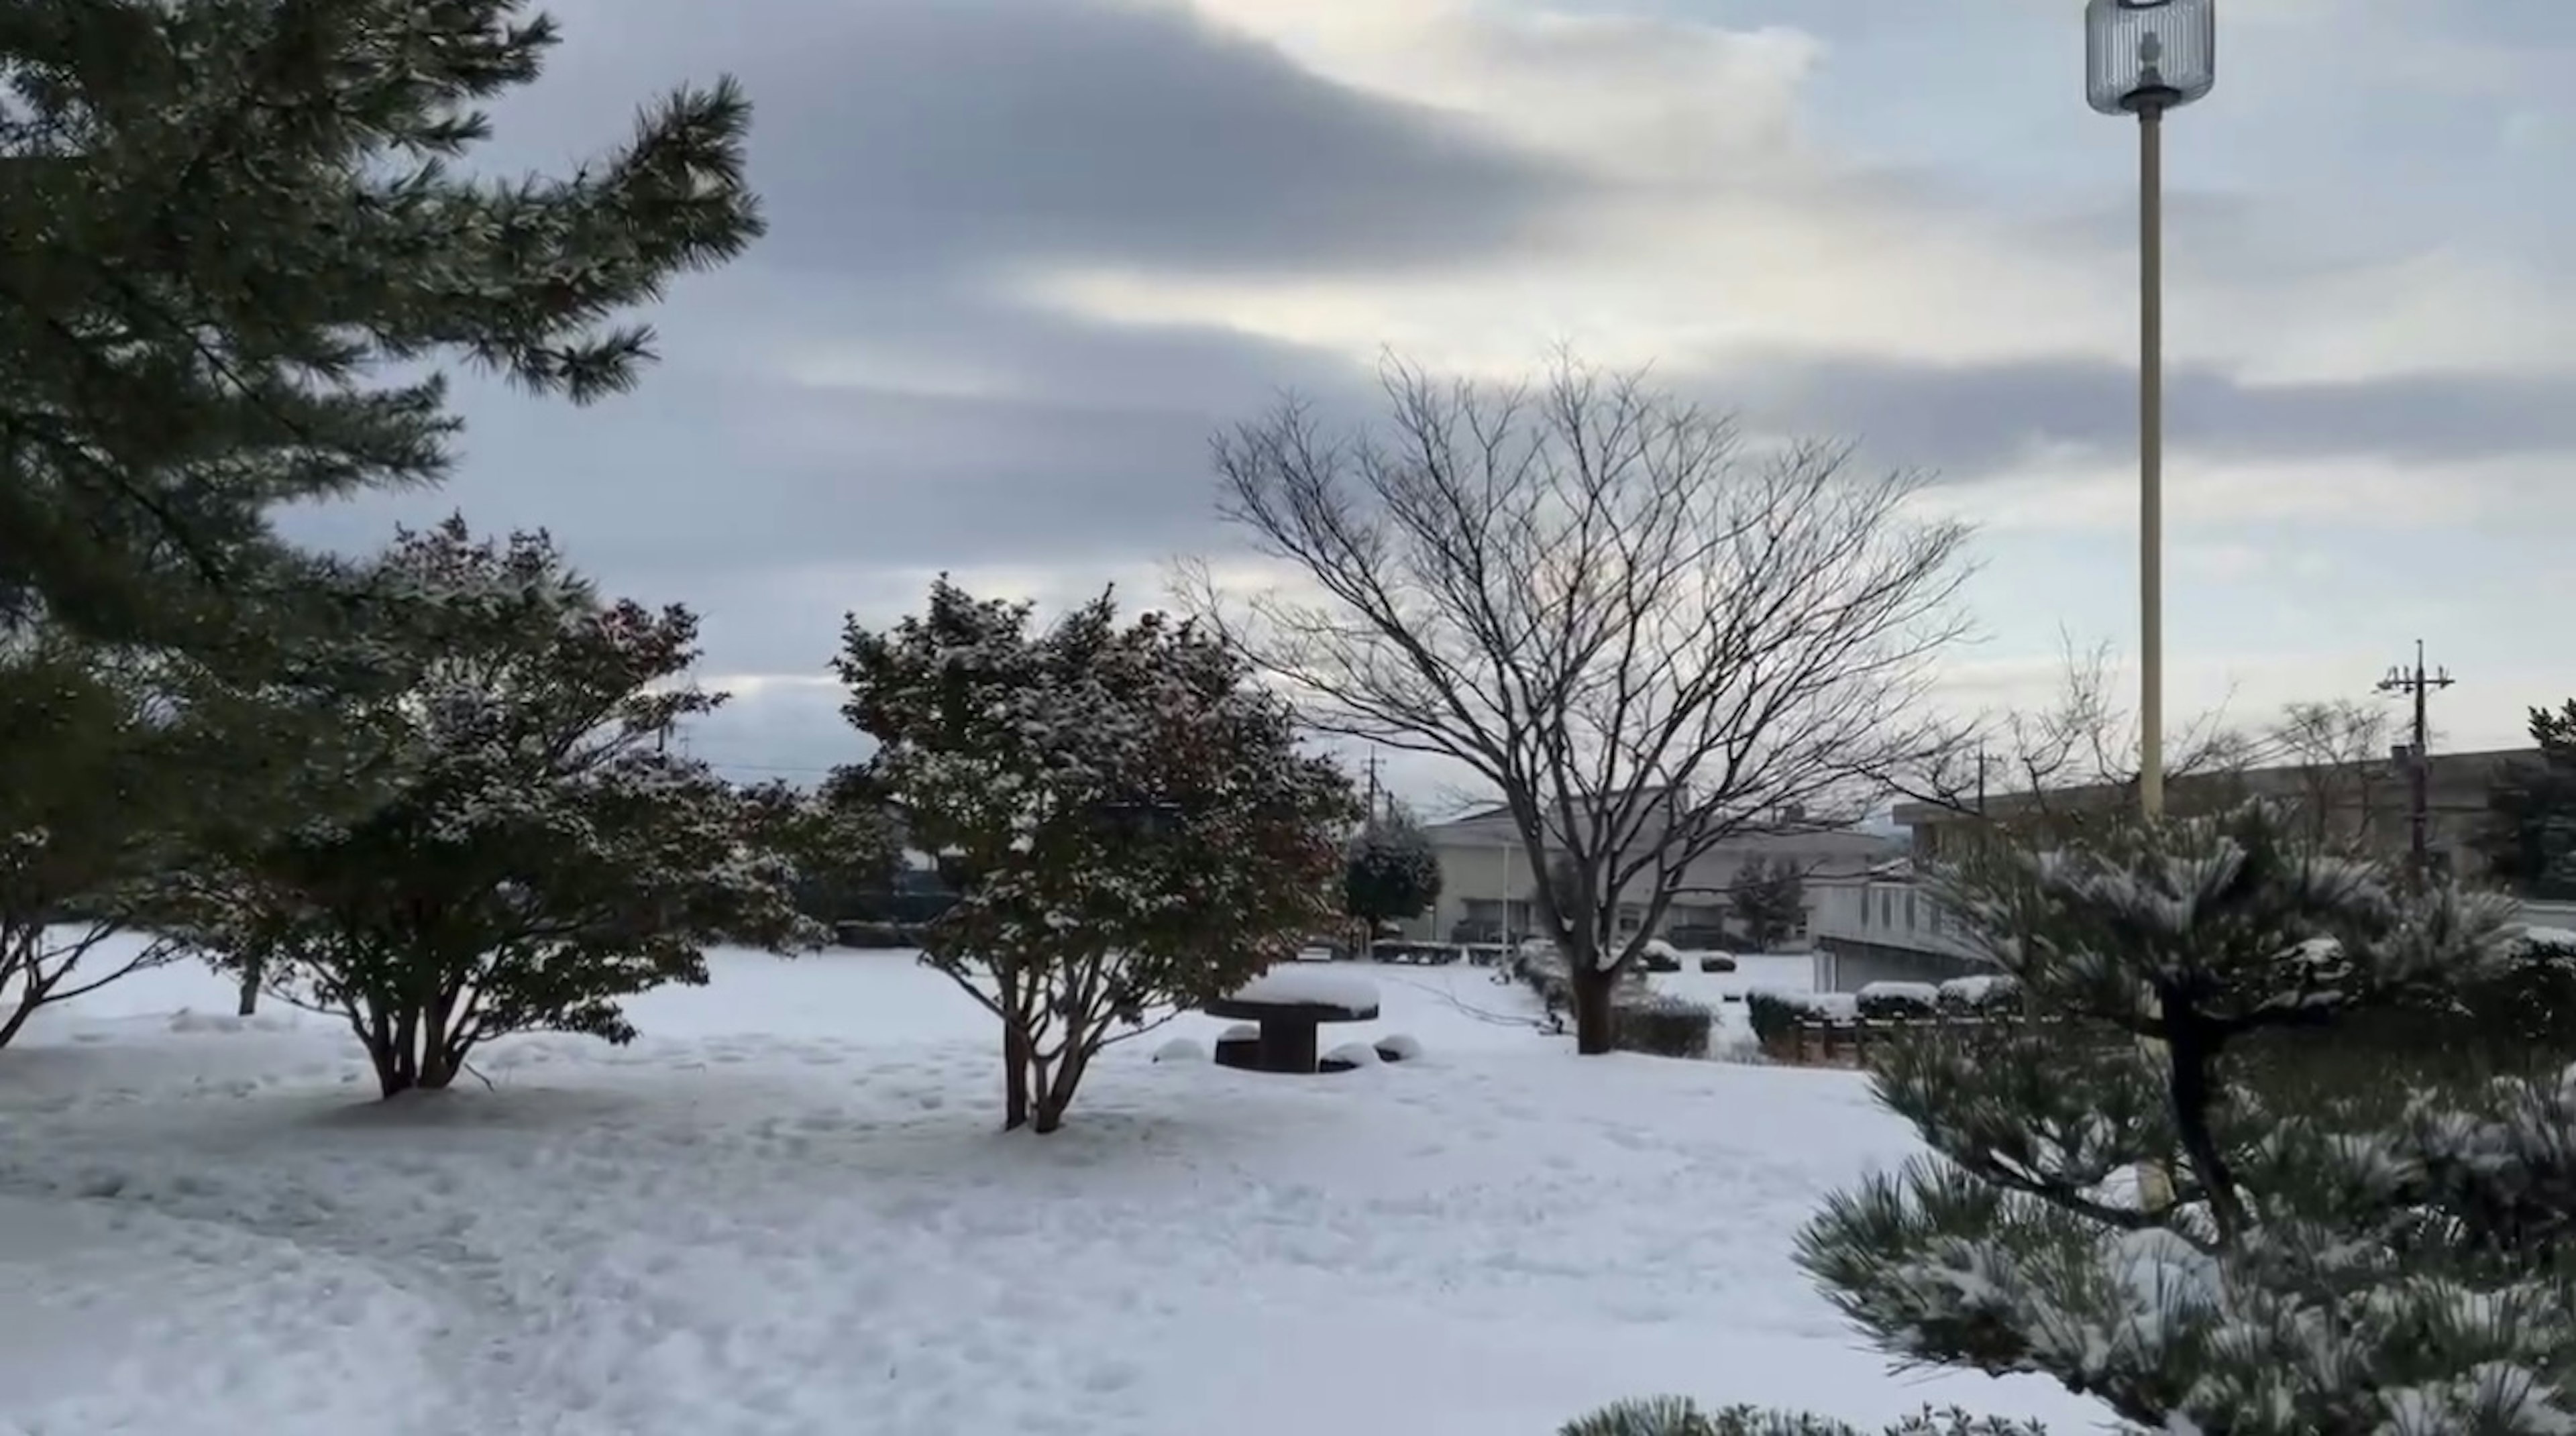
(504, 0, 1585, 285)
(1696, 350, 2576, 478)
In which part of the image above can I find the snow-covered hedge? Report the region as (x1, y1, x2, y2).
(1935, 973, 2019, 1015)
(1854, 981, 1940, 1021)
(1561, 1396, 2049, 1435)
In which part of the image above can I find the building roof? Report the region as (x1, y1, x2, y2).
(1890, 745, 2539, 829)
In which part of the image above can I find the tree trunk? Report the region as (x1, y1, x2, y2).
(365, 1030, 416, 1099)
(235, 958, 260, 1017)
(1002, 1024, 1031, 1131)
(1033, 1046, 1089, 1134)
(1571, 962, 1618, 1055)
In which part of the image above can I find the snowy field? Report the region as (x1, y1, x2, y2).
(0, 946, 2110, 1436)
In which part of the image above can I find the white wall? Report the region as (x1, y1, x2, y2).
(1415, 814, 1893, 946)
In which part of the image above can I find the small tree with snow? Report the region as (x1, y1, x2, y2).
(1772, 802, 2576, 1432)
(0, 639, 220, 1044)
(184, 519, 824, 1098)
(1345, 804, 1442, 942)
(838, 579, 1354, 1134)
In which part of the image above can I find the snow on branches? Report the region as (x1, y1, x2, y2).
(1792, 802, 2576, 1433)
(839, 577, 1356, 1133)
(182, 519, 824, 1098)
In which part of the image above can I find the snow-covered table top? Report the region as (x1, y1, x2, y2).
(1204, 968, 1381, 1021)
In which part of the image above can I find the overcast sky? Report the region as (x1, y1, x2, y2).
(280, 0, 2574, 812)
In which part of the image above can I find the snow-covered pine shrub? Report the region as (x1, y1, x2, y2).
(1611, 992, 1715, 1058)
(1698, 952, 1738, 973)
(1792, 800, 2576, 1433)
(839, 578, 1355, 1134)
(177, 522, 832, 1099)
(1853, 981, 1937, 1021)
(1558, 1397, 2048, 1435)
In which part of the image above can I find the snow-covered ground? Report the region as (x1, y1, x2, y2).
(0, 947, 2110, 1436)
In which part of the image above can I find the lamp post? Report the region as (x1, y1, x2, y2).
(2086, 0, 2214, 821)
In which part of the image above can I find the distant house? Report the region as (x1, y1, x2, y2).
(1804, 746, 2545, 992)
(1410, 791, 1900, 948)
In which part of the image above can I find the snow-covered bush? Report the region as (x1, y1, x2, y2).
(839, 579, 1354, 1133)
(1933, 973, 2017, 1016)
(1790, 801, 2573, 1433)
(1745, 988, 1853, 1048)
(1853, 981, 1937, 1021)
(1151, 1038, 1205, 1063)
(1559, 1398, 2047, 1435)
(177, 522, 828, 1098)
(1611, 993, 1715, 1059)
(1637, 938, 1684, 974)
(1344, 808, 1440, 936)
(1697, 952, 1738, 973)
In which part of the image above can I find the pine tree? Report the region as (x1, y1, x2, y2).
(174, 518, 824, 1098)
(0, 0, 761, 647)
(1777, 803, 2575, 1433)
(2476, 700, 2576, 899)
(838, 578, 1356, 1134)
(1344, 804, 1442, 940)
(1729, 855, 1806, 952)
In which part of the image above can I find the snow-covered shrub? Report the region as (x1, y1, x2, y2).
(1796, 801, 2571, 1433)
(1611, 993, 1715, 1059)
(1152, 1038, 1205, 1063)
(1559, 1398, 2049, 1435)
(1743, 990, 1804, 1049)
(1697, 952, 1738, 973)
(1854, 981, 1937, 1021)
(1933, 973, 2017, 1016)
(1344, 808, 1440, 936)
(840, 579, 1355, 1133)
(1637, 938, 1683, 973)
(1373, 1032, 1423, 1063)
(176, 522, 828, 1099)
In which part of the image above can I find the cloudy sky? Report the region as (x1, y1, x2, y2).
(284, 0, 2573, 810)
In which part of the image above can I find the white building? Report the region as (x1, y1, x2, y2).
(1411, 795, 1900, 948)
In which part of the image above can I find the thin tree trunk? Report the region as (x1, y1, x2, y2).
(235, 958, 260, 1017)
(1572, 963, 1618, 1055)
(1034, 1046, 1089, 1134)
(1002, 1022, 1031, 1131)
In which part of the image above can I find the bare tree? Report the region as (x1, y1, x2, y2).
(1898, 633, 2256, 826)
(1176, 354, 1974, 1054)
(2253, 698, 2402, 855)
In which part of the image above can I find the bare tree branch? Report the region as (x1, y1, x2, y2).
(1177, 351, 1974, 1052)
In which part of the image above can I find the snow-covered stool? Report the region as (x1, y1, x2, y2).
(1317, 1041, 1381, 1074)
(1201, 970, 1381, 1074)
(1212, 1024, 1263, 1070)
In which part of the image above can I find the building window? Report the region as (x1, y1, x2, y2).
(1904, 891, 1917, 928)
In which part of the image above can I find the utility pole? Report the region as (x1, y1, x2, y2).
(2375, 639, 2455, 873)
(1361, 747, 1381, 825)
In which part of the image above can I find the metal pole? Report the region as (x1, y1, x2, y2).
(2138, 100, 2166, 821)
(2409, 639, 2431, 870)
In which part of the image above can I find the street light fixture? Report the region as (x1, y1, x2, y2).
(2086, 0, 2215, 820)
